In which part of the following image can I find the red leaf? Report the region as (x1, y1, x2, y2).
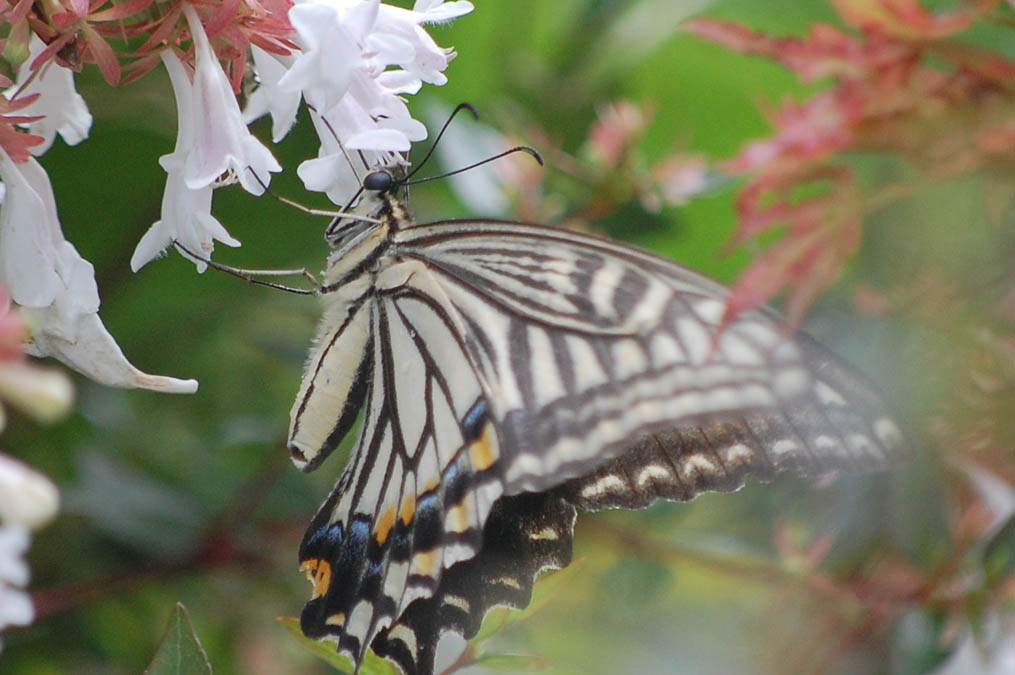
(685, 17, 911, 82)
(831, 0, 997, 40)
(0, 123, 44, 163)
(724, 90, 859, 175)
(135, 5, 183, 54)
(81, 26, 120, 85)
(7, 0, 36, 24)
(89, 0, 154, 22)
(724, 212, 860, 327)
(122, 51, 166, 85)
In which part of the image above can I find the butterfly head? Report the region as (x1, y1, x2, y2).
(362, 170, 397, 193)
(324, 168, 409, 248)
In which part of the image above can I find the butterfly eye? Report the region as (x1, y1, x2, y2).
(363, 171, 394, 192)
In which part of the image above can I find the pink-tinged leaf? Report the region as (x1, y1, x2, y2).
(257, 0, 296, 18)
(135, 6, 183, 53)
(587, 100, 652, 167)
(725, 214, 860, 328)
(724, 91, 858, 176)
(121, 51, 164, 85)
(1, 92, 42, 113)
(29, 33, 75, 71)
(724, 163, 860, 325)
(732, 183, 832, 244)
(89, 0, 154, 22)
(81, 27, 120, 84)
(0, 124, 44, 163)
(7, 0, 36, 23)
(249, 33, 296, 56)
(927, 41, 1015, 89)
(1, 114, 45, 125)
(684, 17, 910, 82)
(248, 15, 298, 44)
(830, 0, 996, 40)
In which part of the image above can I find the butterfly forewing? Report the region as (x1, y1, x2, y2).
(396, 221, 903, 495)
(291, 197, 907, 673)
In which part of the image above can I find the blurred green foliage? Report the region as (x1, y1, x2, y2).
(4, 0, 1012, 673)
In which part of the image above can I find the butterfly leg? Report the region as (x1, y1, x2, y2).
(173, 241, 321, 295)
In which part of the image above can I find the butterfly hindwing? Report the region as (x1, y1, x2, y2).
(372, 491, 577, 675)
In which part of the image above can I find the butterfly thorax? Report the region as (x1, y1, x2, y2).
(321, 190, 413, 289)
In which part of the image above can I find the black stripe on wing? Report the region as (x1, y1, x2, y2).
(298, 287, 509, 666)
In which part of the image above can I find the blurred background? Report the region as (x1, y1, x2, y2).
(4, 0, 1014, 673)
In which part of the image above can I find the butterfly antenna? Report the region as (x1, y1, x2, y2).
(404, 145, 544, 186)
(403, 102, 481, 182)
(307, 103, 370, 184)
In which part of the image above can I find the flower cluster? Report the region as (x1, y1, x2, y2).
(0, 0, 471, 645)
(0, 0, 472, 392)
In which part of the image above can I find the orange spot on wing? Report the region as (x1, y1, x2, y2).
(326, 612, 345, 627)
(411, 549, 440, 577)
(424, 476, 440, 492)
(400, 492, 416, 525)
(446, 500, 471, 533)
(375, 505, 396, 545)
(467, 423, 499, 471)
(300, 558, 332, 599)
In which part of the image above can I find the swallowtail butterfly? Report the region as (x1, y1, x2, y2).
(284, 164, 906, 674)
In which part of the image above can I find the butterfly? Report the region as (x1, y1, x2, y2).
(283, 164, 907, 674)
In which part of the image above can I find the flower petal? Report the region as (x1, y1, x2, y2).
(24, 311, 199, 394)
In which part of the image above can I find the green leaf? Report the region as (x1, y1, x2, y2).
(473, 651, 550, 671)
(144, 603, 212, 675)
(278, 616, 397, 675)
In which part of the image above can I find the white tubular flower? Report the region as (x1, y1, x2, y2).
(0, 526, 33, 647)
(0, 454, 58, 531)
(131, 50, 240, 273)
(280, 0, 377, 113)
(182, 5, 282, 195)
(297, 108, 402, 204)
(272, 0, 472, 203)
(0, 453, 59, 651)
(6, 35, 93, 156)
(0, 151, 198, 393)
(243, 46, 302, 143)
(370, 0, 474, 86)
